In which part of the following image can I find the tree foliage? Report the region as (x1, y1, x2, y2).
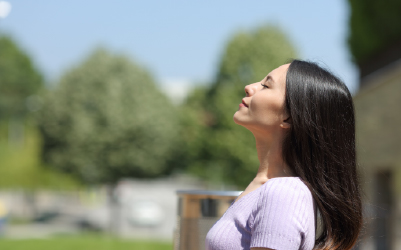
(0, 35, 43, 119)
(177, 25, 297, 188)
(0, 121, 80, 190)
(0, 35, 76, 190)
(348, 0, 401, 63)
(36, 49, 179, 185)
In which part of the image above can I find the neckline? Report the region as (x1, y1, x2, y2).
(233, 176, 301, 204)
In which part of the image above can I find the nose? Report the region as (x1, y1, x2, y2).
(244, 82, 258, 97)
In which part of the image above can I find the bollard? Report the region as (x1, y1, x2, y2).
(174, 190, 242, 250)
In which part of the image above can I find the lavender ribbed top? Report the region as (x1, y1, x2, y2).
(205, 177, 316, 250)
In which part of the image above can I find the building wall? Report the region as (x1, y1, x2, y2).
(354, 60, 401, 250)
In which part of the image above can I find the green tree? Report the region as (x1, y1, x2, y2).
(180, 25, 297, 188)
(168, 86, 210, 175)
(36, 49, 179, 232)
(0, 34, 66, 189)
(0, 121, 80, 190)
(0, 34, 43, 147)
(0, 35, 43, 119)
(37, 48, 179, 185)
(348, 0, 401, 64)
(0, 35, 78, 217)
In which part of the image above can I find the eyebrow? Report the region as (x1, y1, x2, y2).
(266, 75, 275, 84)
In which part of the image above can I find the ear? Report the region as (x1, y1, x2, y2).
(280, 116, 292, 129)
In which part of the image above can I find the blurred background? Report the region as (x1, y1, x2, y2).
(0, 0, 400, 249)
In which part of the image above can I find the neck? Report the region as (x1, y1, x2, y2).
(253, 131, 295, 182)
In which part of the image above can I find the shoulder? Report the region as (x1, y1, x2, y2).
(258, 177, 313, 205)
(251, 177, 316, 249)
(254, 177, 315, 231)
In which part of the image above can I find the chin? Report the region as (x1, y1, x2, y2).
(233, 113, 246, 126)
(233, 112, 240, 124)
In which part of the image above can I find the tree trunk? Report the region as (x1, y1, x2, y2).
(8, 118, 25, 147)
(23, 189, 38, 220)
(107, 183, 121, 236)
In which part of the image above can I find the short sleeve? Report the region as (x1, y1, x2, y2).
(250, 178, 313, 250)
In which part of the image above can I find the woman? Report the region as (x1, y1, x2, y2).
(205, 60, 362, 250)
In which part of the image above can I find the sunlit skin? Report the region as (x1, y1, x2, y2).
(233, 62, 294, 213)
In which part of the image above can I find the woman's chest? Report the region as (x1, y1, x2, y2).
(205, 190, 260, 250)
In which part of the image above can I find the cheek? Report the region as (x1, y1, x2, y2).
(250, 97, 284, 124)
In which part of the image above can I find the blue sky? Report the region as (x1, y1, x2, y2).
(0, 0, 359, 99)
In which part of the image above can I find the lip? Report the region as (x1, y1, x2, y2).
(240, 99, 249, 108)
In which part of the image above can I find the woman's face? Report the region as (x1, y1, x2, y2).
(233, 63, 290, 134)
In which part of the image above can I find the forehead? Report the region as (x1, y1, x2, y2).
(268, 63, 290, 85)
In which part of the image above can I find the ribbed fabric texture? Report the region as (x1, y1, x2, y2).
(205, 177, 316, 250)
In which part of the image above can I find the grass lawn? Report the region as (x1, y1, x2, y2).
(0, 236, 173, 250)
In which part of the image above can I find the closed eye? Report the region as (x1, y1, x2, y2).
(261, 83, 269, 89)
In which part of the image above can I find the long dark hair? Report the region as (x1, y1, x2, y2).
(283, 60, 362, 250)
